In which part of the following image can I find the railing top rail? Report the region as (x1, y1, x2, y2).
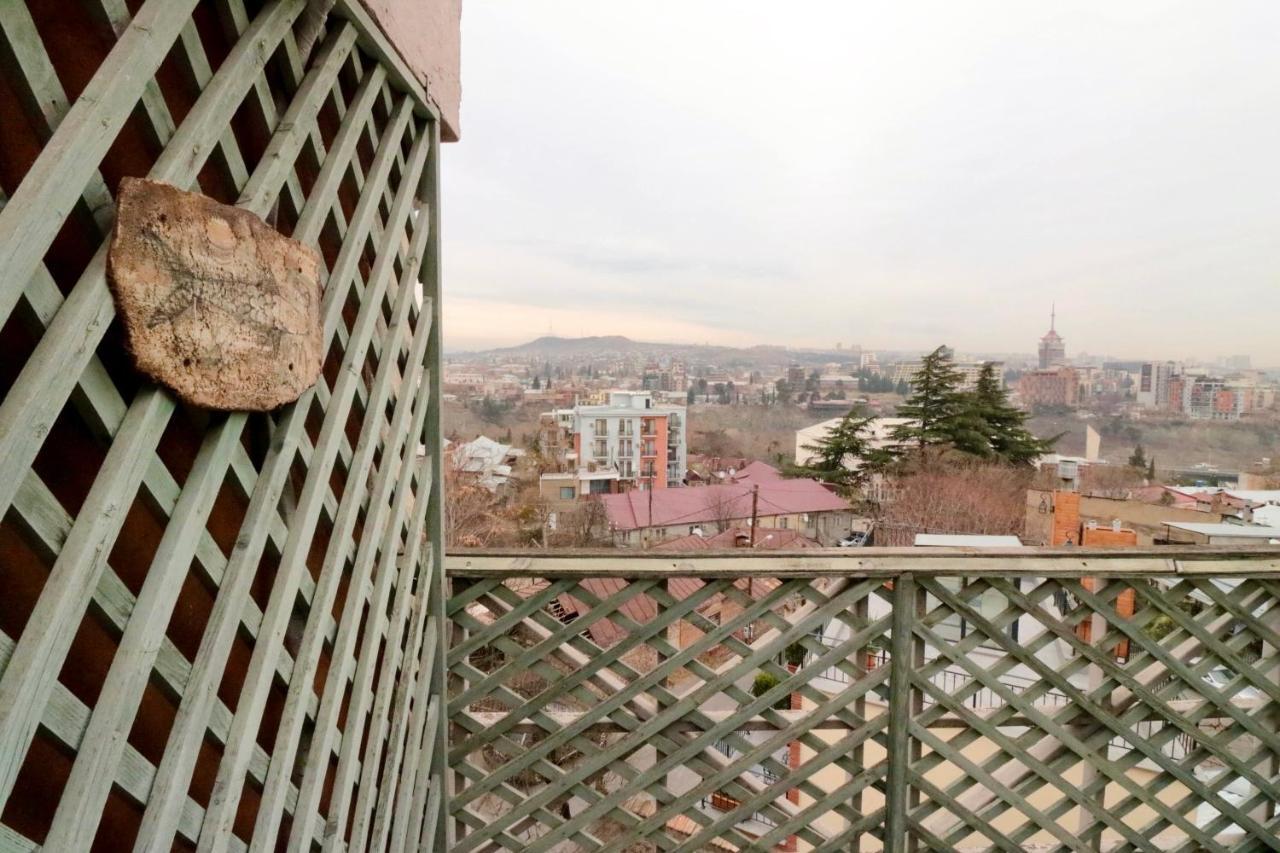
(445, 545, 1280, 578)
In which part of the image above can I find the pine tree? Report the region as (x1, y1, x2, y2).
(1147, 457, 1157, 480)
(968, 362, 1054, 465)
(891, 346, 969, 452)
(1128, 444, 1147, 469)
(788, 409, 893, 493)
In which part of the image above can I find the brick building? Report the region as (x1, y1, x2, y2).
(1018, 366, 1079, 409)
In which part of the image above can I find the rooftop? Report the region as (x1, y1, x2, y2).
(600, 479, 851, 531)
(913, 533, 1025, 548)
(1164, 522, 1280, 538)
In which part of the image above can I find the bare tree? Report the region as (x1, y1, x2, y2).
(875, 461, 1032, 546)
(702, 487, 743, 534)
(444, 450, 505, 547)
(558, 496, 610, 547)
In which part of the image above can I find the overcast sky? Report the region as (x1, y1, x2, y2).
(441, 2, 1280, 364)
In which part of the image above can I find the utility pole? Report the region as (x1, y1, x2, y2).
(646, 460, 655, 545)
(749, 484, 759, 546)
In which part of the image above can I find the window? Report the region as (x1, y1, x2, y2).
(618, 438, 633, 456)
(620, 419, 634, 436)
(594, 418, 608, 434)
(593, 439, 608, 458)
(641, 418, 656, 436)
(643, 439, 656, 456)
(559, 486, 576, 500)
(779, 517, 789, 529)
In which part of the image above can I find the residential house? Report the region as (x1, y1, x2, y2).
(600, 478, 855, 547)
(445, 435, 522, 493)
(1025, 488, 1226, 546)
(1161, 522, 1280, 545)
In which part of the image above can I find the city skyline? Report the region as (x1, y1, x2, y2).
(443, 2, 1280, 362)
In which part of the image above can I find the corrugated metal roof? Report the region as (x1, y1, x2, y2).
(1164, 522, 1280, 538)
(601, 479, 850, 531)
(914, 534, 1025, 547)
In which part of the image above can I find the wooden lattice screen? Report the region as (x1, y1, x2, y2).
(0, 1, 448, 850)
(446, 563, 1280, 852)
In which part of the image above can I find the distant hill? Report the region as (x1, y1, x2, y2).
(486, 335, 650, 356)
(456, 335, 848, 367)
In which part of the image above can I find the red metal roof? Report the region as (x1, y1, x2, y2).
(600, 479, 849, 532)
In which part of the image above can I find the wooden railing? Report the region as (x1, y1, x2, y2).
(445, 548, 1280, 852)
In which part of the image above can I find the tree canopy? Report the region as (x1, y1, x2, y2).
(970, 362, 1054, 465)
(787, 409, 894, 494)
(1129, 443, 1147, 469)
(892, 346, 1053, 466)
(891, 346, 971, 452)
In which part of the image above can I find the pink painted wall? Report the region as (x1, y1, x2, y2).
(357, 0, 463, 140)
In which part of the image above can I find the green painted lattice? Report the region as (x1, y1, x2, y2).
(0, 1, 448, 850)
(446, 565, 1280, 852)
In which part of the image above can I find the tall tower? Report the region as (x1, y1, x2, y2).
(1038, 305, 1066, 368)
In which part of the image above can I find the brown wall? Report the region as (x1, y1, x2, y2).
(1026, 489, 1224, 546)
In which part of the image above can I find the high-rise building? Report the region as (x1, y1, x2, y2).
(1136, 361, 1181, 409)
(1037, 306, 1066, 368)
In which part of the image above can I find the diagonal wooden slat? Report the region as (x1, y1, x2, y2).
(277, 251, 435, 853)
(34, 25, 362, 852)
(0, 0, 207, 326)
(251, 193, 433, 853)
(132, 97, 421, 853)
(446, 565, 1280, 852)
(454, 579, 893, 852)
(191, 82, 429, 853)
(0, 1, 446, 849)
(921, 577, 1280, 850)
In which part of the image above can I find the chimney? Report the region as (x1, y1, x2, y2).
(1051, 491, 1081, 546)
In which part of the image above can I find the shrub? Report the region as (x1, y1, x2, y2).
(752, 672, 791, 710)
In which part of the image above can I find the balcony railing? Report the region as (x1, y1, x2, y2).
(444, 547, 1280, 852)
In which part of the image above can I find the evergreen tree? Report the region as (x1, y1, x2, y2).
(531, 375, 541, 390)
(1147, 457, 1157, 480)
(787, 409, 894, 493)
(891, 346, 970, 452)
(968, 362, 1054, 465)
(1128, 444, 1147, 469)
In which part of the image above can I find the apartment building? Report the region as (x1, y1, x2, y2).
(541, 390, 687, 490)
(1018, 365, 1079, 409)
(1135, 361, 1274, 420)
(891, 358, 1002, 392)
(1136, 360, 1180, 408)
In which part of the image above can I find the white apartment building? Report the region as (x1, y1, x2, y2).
(1136, 361, 1180, 408)
(544, 391, 687, 490)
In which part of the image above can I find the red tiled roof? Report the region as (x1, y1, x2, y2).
(600, 479, 849, 532)
(729, 460, 785, 484)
